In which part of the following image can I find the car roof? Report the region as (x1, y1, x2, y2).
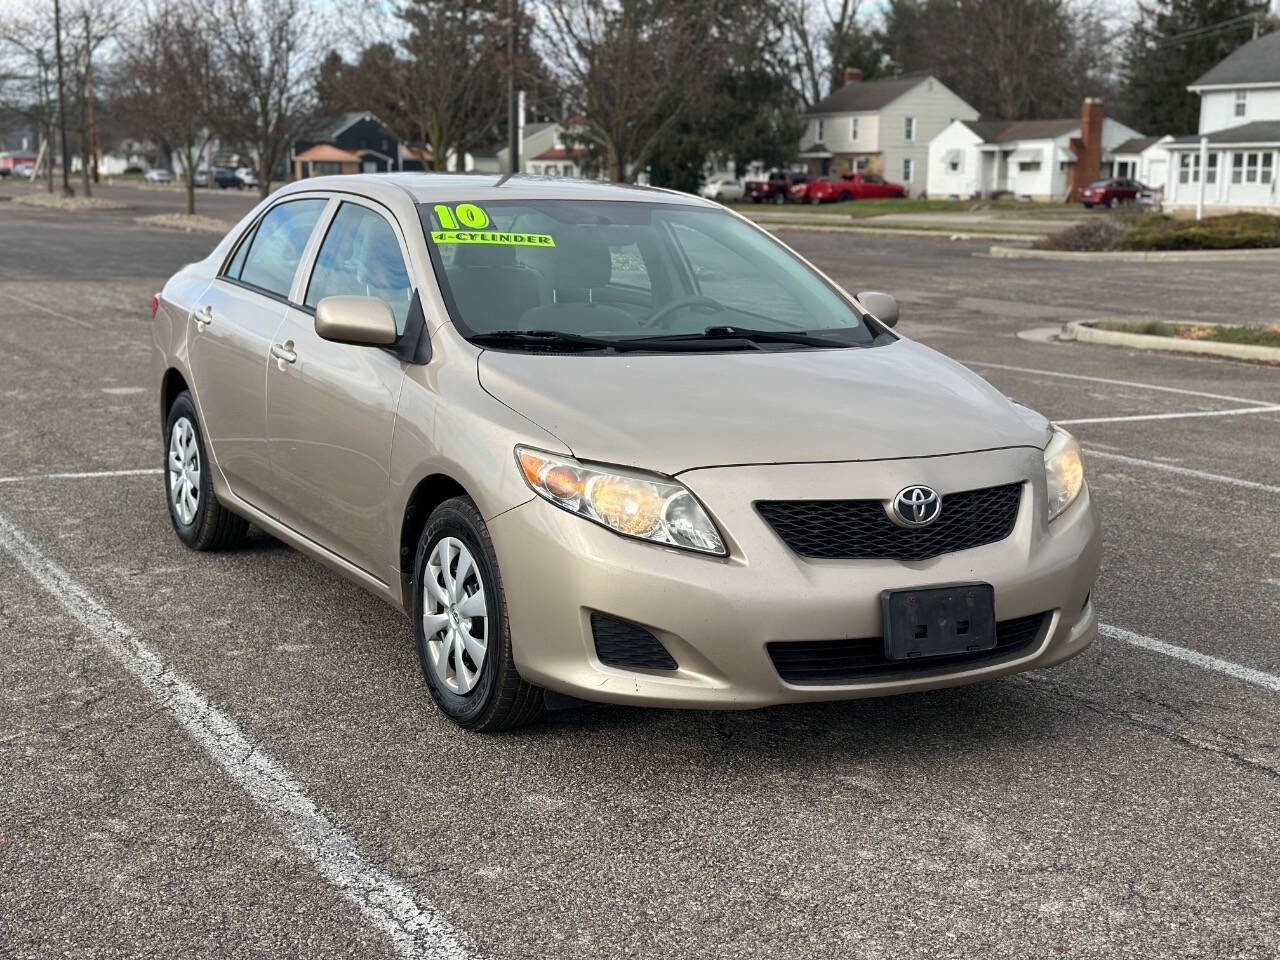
(274, 172, 715, 208)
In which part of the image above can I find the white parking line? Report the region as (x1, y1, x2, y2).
(1083, 449, 1280, 495)
(963, 361, 1276, 407)
(0, 289, 96, 330)
(1059, 405, 1280, 426)
(1102, 623, 1280, 694)
(0, 511, 474, 960)
(0, 468, 163, 485)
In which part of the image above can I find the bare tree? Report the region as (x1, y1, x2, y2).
(782, 0, 865, 107)
(207, 0, 324, 196)
(69, 0, 126, 196)
(0, 9, 59, 192)
(120, 1, 220, 214)
(538, 0, 713, 182)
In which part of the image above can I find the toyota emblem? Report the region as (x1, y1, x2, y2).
(892, 485, 942, 527)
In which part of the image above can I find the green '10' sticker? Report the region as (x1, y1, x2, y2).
(434, 203, 490, 229)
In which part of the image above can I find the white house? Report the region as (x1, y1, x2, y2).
(1111, 135, 1175, 190)
(1163, 30, 1280, 213)
(799, 71, 978, 196)
(927, 113, 1144, 200)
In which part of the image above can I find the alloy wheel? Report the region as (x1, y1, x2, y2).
(168, 416, 200, 525)
(422, 537, 489, 695)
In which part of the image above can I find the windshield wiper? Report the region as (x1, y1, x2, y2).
(628, 326, 852, 348)
(469, 330, 624, 351)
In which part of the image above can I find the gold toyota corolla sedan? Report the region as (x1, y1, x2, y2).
(152, 174, 1100, 730)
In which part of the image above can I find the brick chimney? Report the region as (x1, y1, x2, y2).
(1069, 97, 1105, 200)
(843, 67, 863, 85)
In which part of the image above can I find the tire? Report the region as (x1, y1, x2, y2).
(164, 391, 249, 551)
(413, 497, 544, 731)
(773, 192, 786, 204)
(1082, 203, 1094, 209)
(1108, 196, 1120, 209)
(809, 194, 821, 205)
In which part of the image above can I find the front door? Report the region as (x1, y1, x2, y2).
(187, 196, 328, 505)
(265, 198, 415, 581)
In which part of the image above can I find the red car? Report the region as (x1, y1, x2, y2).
(792, 172, 907, 204)
(1079, 178, 1146, 209)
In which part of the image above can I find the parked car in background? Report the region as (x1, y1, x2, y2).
(1078, 178, 1146, 209)
(0, 167, 10, 178)
(144, 168, 173, 184)
(744, 170, 809, 204)
(235, 167, 259, 189)
(800, 172, 908, 202)
(13, 162, 36, 177)
(699, 175, 744, 202)
(194, 167, 241, 189)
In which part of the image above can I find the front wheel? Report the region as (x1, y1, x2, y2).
(773, 192, 786, 205)
(1108, 196, 1121, 209)
(164, 391, 248, 550)
(413, 497, 544, 731)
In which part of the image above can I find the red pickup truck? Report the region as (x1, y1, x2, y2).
(744, 171, 810, 204)
(793, 172, 908, 204)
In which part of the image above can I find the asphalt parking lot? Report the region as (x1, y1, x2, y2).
(2, 183, 1278, 959)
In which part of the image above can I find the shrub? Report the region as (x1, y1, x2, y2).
(1116, 212, 1280, 251)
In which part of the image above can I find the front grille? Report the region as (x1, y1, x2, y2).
(757, 482, 1022, 562)
(767, 612, 1048, 685)
(591, 613, 677, 671)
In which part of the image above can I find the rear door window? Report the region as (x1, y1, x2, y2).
(235, 198, 327, 298)
(304, 202, 414, 333)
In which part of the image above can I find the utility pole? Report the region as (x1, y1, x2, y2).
(507, 0, 519, 175)
(80, 10, 93, 197)
(54, 0, 73, 196)
(85, 10, 98, 185)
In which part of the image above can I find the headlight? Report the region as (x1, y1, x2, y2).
(516, 447, 726, 556)
(1044, 427, 1085, 521)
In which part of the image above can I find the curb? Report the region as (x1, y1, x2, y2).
(1061, 320, 1280, 362)
(989, 244, 1280, 262)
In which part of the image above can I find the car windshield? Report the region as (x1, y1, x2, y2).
(1090, 179, 1111, 188)
(418, 200, 878, 350)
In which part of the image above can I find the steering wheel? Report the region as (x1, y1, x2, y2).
(643, 296, 725, 329)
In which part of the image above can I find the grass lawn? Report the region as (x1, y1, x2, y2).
(1093, 319, 1280, 347)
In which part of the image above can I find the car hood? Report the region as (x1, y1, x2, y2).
(477, 339, 1050, 475)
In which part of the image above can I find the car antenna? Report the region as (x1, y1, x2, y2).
(493, 172, 516, 188)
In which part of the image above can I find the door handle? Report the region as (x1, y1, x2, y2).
(195, 304, 213, 327)
(271, 341, 297, 365)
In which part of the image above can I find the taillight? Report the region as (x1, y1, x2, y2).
(151, 293, 161, 319)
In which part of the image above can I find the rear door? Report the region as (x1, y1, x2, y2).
(187, 196, 328, 506)
(264, 197, 414, 581)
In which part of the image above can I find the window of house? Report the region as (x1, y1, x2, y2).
(902, 158, 913, 182)
(850, 117, 859, 141)
(313, 161, 342, 176)
(816, 119, 825, 142)
(1233, 151, 1271, 184)
(855, 157, 869, 172)
(1206, 152, 1218, 184)
(1018, 161, 1042, 172)
(1234, 90, 1247, 118)
(948, 153, 961, 173)
(1178, 152, 1200, 184)
(904, 117, 916, 142)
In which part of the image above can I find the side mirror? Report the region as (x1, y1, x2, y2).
(314, 296, 398, 347)
(856, 290, 898, 328)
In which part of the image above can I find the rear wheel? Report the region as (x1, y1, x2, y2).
(413, 497, 543, 731)
(164, 391, 248, 550)
(773, 192, 786, 204)
(1108, 196, 1121, 209)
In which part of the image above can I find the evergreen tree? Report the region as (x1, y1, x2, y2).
(1123, 0, 1268, 135)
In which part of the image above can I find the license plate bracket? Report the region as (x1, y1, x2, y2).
(881, 583, 997, 661)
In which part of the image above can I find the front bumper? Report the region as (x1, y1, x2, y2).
(488, 447, 1100, 709)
